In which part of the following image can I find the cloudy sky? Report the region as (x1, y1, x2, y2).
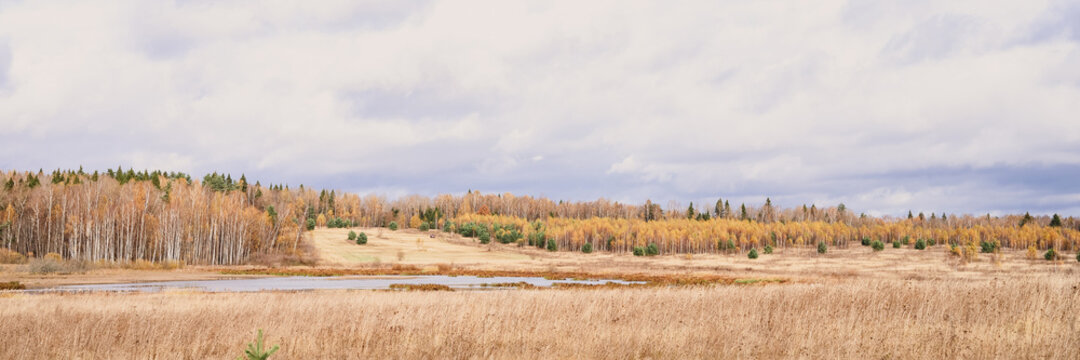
(1, 0, 1079, 216)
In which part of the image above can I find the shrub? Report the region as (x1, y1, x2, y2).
(28, 257, 64, 274)
(1026, 245, 1038, 260)
(763, 244, 773, 254)
(305, 218, 316, 231)
(926, 238, 936, 246)
(1044, 248, 1057, 261)
(327, 217, 349, 228)
(892, 240, 901, 249)
(356, 232, 367, 245)
(914, 238, 926, 250)
(633, 247, 645, 256)
(1076, 251, 1080, 263)
(646, 243, 659, 256)
(418, 222, 430, 231)
(546, 239, 557, 252)
(861, 237, 871, 246)
(478, 228, 490, 244)
(238, 329, 279, 360)
(901, 236, 910, 245)
(528, 231, 545, 248)
(388, 221, 398, 231)
(0, 248, 27, 264)
(979, 241, 998, 254)
(0, 281, 25, 290)
(748, 248, 759, 259)
(871, 240, 884, 251)
(581, 242, 593, 253)
(442, 221, 453, 233)
(817, 241, 827, 254)
(347, 231, 357, 241)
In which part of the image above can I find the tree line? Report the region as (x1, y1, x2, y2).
(2, 168, 1077, 263)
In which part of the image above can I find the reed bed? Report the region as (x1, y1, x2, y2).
(2, 277, 1078, 359)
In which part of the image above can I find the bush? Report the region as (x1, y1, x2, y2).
(347, 231, 357, 241)
(0, 248, 27, 264)
(901, 236, 910, 245)
(633, 247, 645, 256)
(914, 238, 926, 250)
(748, 248, 759, 259)
(871, 240, 884, 251)
(478, 228, 490, 244)
(927, 238, 936, 246)
(0, 281, 25, 290)
(356, 232, 367, 245)
(581, 242, 593, 253)
(443, 221, 453, 233)
(763, 244, 773, 254)
(646, 243, 659, 256)
(861, 237, 871, 246)
(892, 240, 901, 249)
(546, 239, 557, 252)
(1076, 251, 1080, 263)
(979, 241, 998, 254)
(817, 242, 827, 254)
(28, 257, 64, 274)
(305, 218, 316, 231)
(388, 221, 398, 231)
(418, 222, 430, 231)
(1044, 248, 1057, 261)
(327, 217, 349, 228)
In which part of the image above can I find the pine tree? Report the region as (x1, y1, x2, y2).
(1019, 212, 1034, 227)
(1049, 214, 1062, 227)
(686, 202, 695, 220)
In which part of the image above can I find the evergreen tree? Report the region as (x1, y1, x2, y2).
(1049, 214, 1062, 227)
(1019, 212, 1034, 227)
(686, 202, 695, 220)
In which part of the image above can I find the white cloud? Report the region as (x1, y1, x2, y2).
(0, 0, 1078, 215)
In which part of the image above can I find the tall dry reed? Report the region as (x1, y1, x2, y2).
(1, 278, 1078, 359)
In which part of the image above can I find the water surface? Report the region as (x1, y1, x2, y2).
(43, 275, 643, 293)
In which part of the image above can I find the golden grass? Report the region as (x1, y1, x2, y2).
(310, 227, 530, 266)
(388, 283, 454, 291)
(0, 281, 24, 290)
(2, 277, 1078, 359)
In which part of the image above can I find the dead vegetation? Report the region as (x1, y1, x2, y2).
(2, 277, 1078, 359)
(388, 283, 453, 291)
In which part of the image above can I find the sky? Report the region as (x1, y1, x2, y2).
(1, 0, 1079, 217)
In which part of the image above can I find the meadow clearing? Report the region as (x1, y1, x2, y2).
(2, 227, 1079, 359)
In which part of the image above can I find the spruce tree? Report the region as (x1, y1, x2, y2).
(1049, 214, 1062, 227)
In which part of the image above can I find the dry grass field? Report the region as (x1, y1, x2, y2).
(2, 228, 1080, 359)
(2, 278, 1078, 359)
(311, 227, 532, 266)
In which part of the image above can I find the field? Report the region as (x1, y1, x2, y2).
(2, 227, 1080, 359)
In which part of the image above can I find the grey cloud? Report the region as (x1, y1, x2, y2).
(0, 40, 9, 91)
(1, 0, 1079, 217)
(1022, 1, 1080, 44)
(881, 14, 990, 64)
(341, 86, 493, 120)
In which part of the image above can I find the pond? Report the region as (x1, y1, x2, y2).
(37, 275, 645, 293)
